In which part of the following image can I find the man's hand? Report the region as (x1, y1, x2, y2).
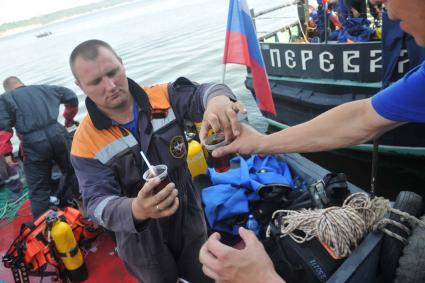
(200, 96, 246, 144)
(211, 123, 266, 158)
(199, 227, 285, 283)
(131, 177, 179, 220)
(351, 8, 360, 17)
(5, 155, 18, 167)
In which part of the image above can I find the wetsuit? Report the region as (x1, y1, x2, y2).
(0, 84, 79, 218)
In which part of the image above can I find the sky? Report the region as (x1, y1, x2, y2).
(0, 0, 103, 25)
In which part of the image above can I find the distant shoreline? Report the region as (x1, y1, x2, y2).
(0, 25, 42, 38)
(0, 12, 91, 38)
(0, 0, 140, 39)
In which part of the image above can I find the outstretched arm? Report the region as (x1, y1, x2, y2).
(213, 98, 402, 157)
(168, 78, 246, 142)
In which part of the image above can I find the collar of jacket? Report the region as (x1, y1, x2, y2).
(85, 78, 152, 130)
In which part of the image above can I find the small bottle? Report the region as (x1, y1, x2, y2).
(246, 214, 260, 236)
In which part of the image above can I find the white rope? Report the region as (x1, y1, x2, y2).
(270, 192, 425, 258)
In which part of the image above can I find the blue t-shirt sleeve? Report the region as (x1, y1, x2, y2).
(372, 62, 425, 122)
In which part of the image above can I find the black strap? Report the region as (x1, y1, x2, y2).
(28, 270, 58, 277)
(19, 263, 30, 283)
(308, 180, 329, 209)
(11, 262, 30, 283)
(57, 243, 79, 258)
(370, 139, 379, 198)
(12, 265, 22, 283)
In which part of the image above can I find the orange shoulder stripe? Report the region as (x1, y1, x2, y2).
(143, 83, 170, 110)
(71, 115, 124, 158)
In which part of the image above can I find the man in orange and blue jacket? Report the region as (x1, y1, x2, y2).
(69, 39, 245, 283)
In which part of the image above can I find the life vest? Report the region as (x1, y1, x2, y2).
(2, 207, 101, 283)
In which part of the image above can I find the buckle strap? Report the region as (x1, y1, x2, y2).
(308, 180, 330, 209)
(11, 262, 30, 283)
(57, 244, 79, 258)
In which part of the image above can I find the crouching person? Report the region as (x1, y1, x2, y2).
(0, 154, 23, 203)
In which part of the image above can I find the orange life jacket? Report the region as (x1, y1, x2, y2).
(2, 207, 101, 283)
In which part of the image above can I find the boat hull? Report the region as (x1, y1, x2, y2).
(246, 77, 425, 153)
(245, 40, 425, 157)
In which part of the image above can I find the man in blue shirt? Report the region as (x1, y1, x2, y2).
(199, 0, 425, 282)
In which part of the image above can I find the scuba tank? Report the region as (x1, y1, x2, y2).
(187, 139, 208, 178)
(46, 211, 88, 282)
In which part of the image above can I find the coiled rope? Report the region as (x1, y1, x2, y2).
(268, 192, 425, 258)
(0, 187, 29, 227)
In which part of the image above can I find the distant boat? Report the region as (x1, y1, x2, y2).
(36, 31, 52, 38)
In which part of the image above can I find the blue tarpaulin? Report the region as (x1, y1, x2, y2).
(202, 155, 294, 234)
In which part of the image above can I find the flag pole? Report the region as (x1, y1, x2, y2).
(222, 0, 229, 84)
(222, 0, 232, 84)
(221, 63, 227, 84)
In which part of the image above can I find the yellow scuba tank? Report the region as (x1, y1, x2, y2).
(48, 212, 88, 281)
(187, 139, 208, 178)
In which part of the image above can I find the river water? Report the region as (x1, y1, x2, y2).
(0, 0, 290, 126)
(1, 0, 423, 200)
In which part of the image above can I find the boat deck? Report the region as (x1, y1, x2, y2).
(0, 200, 137, 283)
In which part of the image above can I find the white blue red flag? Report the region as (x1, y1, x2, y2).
(223, 0, 276, 115)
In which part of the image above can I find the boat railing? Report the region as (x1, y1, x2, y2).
(252, 0, 301, 18)
(257, 21, 299, 42)
(251, 0, 305, 42)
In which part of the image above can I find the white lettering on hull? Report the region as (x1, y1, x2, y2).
(270, 49, 281, 68)
(285, 50, 296, 69)
(319, 51, 334, 72)
(370, 50, 382, 73)
(343, 51, 360, 73)
(301, 50, 313, 70)
(266, 45, 409, 78)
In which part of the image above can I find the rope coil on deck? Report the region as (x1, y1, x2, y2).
(0, 188, 28, 227)
(268, 192, 425, 258)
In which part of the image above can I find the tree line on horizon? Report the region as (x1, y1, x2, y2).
(0, 0, 141, 34)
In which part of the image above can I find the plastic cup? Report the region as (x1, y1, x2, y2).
(203, 131, 230, 173)
(142, 164, 170, 194)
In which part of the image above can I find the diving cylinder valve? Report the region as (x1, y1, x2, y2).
(47, 212, 88, 282)
(187, 139, 208, 178)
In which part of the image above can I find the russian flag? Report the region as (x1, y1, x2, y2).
(223, 0, 276, 115)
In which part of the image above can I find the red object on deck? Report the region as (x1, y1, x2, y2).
(0, 200, 137, 283)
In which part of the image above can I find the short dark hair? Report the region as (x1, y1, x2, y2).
(3, 76, 23, 91)
(69, 39, 120, 80)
